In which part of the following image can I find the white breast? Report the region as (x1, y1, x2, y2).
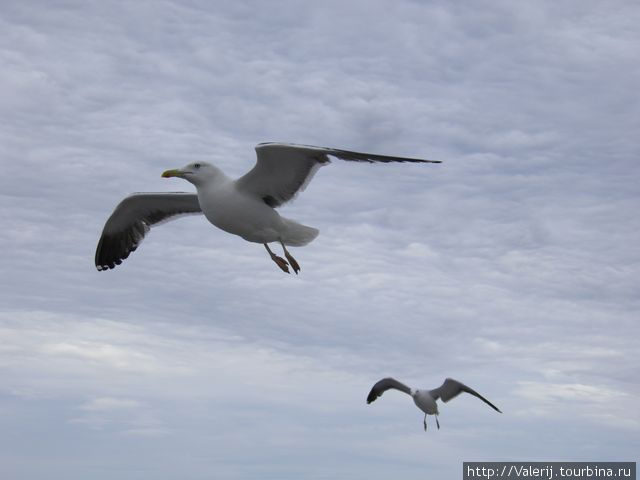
(197, 182, 286, 244)
(413, 390, 439, 415)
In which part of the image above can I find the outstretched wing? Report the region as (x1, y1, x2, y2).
(429, 378, 501, 413)
(235, 143, 441, 208)
(367, 377, 413, 404)
(95, 193, 202, 271)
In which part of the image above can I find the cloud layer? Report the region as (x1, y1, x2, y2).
(1, 1, 639, 478)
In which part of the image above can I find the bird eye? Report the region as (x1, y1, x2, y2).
(193, 163, 201, 169)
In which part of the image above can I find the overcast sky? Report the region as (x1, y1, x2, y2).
(1, 1, 639, 479)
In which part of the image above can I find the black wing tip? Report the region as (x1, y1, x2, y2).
(333, 149, 442, 164)
(256, 143, 442, 163)
(95, 260, 121, 271)
(369, 157, 442, 164)
(95, 234, 136, 271)
(95, 259, 124, 271)
(366, 391, 378, 404)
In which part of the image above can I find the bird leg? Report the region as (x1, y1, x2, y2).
(279, 240, 300, 275)
(264, 243, 289, 273)
(436, 414, 440, 430)
(423, 413, 427, 431)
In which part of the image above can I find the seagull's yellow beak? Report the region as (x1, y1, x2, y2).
(161, 168, 182, 178)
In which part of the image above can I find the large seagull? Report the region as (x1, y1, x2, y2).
(95, 143, 441, 273)
(367, 377, 501, 431)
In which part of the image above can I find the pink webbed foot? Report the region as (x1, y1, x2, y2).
(270, 254, 290, 274)
(284, 252, 300, 275)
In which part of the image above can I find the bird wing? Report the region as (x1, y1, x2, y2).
(95, 193, 202, 271)
(367, 377, 413, 404)
(235, 142, 441, 208)
(429, 378, 502, 413)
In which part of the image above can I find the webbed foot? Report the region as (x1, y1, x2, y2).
(284, 252, 300, 275)
(271, 254, 290, 273)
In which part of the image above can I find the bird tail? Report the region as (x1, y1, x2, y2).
(281, 217, 319, 247)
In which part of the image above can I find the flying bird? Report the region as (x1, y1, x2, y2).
(367, 377, 501, 431)
(95, 143, 441, 274)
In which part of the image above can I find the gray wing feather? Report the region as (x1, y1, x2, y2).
(429, 378, 502, 413)
(95, 193, 202, 271)
(367, 377, 412, 404)
(235, 143, 441, 208)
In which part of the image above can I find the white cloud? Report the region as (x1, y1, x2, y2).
(1, 0, 639, 478)
(81, 397, 141, 411)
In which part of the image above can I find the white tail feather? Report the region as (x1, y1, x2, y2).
(281, 217, 319, 246)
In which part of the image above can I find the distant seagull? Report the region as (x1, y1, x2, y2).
(95, 143, 441, 273)
(367, 377, 501, 431)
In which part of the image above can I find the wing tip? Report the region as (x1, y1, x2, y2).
(255, 143, 443, 163)
(95, 234, 135, 272)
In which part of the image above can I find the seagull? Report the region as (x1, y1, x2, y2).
(95, 142, 441, 273)
(366, 377, 501, 431)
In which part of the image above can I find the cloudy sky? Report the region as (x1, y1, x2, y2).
(1, 1, 639, 478)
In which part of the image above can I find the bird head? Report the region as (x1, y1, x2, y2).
(161, 162, 222, 187)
